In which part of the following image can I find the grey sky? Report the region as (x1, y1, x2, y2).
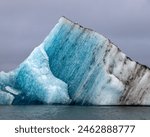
(0, 0, 150, 71)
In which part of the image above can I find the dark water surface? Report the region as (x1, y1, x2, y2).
(0, 105, 149, 120)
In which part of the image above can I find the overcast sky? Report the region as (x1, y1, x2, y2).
(0, 0, 150, 71)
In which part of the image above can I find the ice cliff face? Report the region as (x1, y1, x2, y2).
(0, 17, 150, 105)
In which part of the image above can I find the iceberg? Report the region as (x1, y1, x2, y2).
(0, 17, 150, 105)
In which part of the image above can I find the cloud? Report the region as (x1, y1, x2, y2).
(0, 0, 150, 71)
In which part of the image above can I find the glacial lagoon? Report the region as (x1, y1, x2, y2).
(0, 105, 150, 120)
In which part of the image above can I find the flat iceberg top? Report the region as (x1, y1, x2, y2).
(0, 17, 150, 105)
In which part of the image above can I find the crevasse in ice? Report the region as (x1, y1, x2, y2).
(0, 17, 150, 105)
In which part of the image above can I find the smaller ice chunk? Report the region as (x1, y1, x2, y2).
(0, 90, 14, 104)
(5, 86, 20, 95)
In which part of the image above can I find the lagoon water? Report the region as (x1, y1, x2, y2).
(0, 105, 150, 120)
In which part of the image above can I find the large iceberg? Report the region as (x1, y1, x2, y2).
(0, 17, 150, 105)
